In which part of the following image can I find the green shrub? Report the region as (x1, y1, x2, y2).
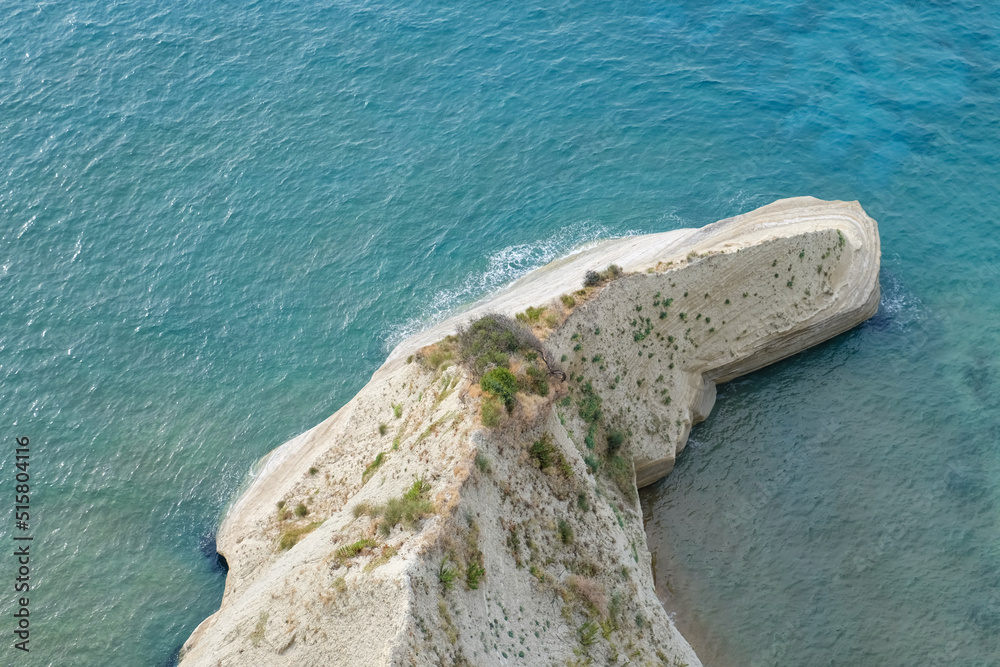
(558, 519, 574, 545)
(458, 315, 522, 375)
(583, 264, 624, 289)
(405, 477, 431, 500)
(560, 294, 576, 308)
(529, 435, 556, 468)
(474, 452, 492, 474)
(481, 367, 518, 408)
(606, 429, 625, 454)
(375, 478, 433, 537)
(438, 557, 458, 590)
(378, 423, 388, 436)
(466, 561, 486, 589)
(308, 466, 318, 475)
(529, 434, 571, 477)
(525, 364, 549, 397)
(577, 381, 602, 424)
(294, 503, 308, 517)
(520, 305, 546, 323)
(392, 402, 403, 419)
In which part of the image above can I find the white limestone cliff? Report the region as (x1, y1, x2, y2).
(179, 197, 880, 666)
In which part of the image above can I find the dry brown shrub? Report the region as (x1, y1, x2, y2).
(567, 575, 608, 618)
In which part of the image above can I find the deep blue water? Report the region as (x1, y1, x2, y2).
(0, 0, 997, 664)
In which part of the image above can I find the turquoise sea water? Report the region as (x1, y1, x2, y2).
(0, 0, 997, 664)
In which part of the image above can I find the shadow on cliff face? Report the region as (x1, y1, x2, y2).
(198, 531, 229, 573)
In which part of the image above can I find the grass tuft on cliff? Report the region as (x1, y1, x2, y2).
(355, 477, 435, 537)
(362, 451, 386, 483)
(335, 537, 377, 565)
(278, 521, 323, 550)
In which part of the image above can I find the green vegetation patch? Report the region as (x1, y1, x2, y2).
(523, 364, 549, 397)
(606, 455, 635, 500)
(466, 560, 486, 589)
(529, 433, 572, 477)
(362, 452, 386, 483)
(438, 557, 458, 589)
(606, 429, 625, 455)
(356, 478, 435, 537)
(481, 367, 518, 408)
(557, 518, 574, 545)
(458, 315, 522, 376)
(278, 521, 323, 550)
(515, 305, 547, 323)
(335, 537, 377, 564)
(577, 381, 602, 424)
(481, 397, 503, 427)
(583, 264, 623, 288)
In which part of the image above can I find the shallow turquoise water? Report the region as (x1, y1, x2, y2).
(0, 0, 997, 664)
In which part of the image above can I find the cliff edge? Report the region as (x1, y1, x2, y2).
(179, 197, 880, 666)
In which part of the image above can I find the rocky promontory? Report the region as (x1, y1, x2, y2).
(180, 197, 880, 666)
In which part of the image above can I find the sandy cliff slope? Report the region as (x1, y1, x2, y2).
(179, 197, 879, 666)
